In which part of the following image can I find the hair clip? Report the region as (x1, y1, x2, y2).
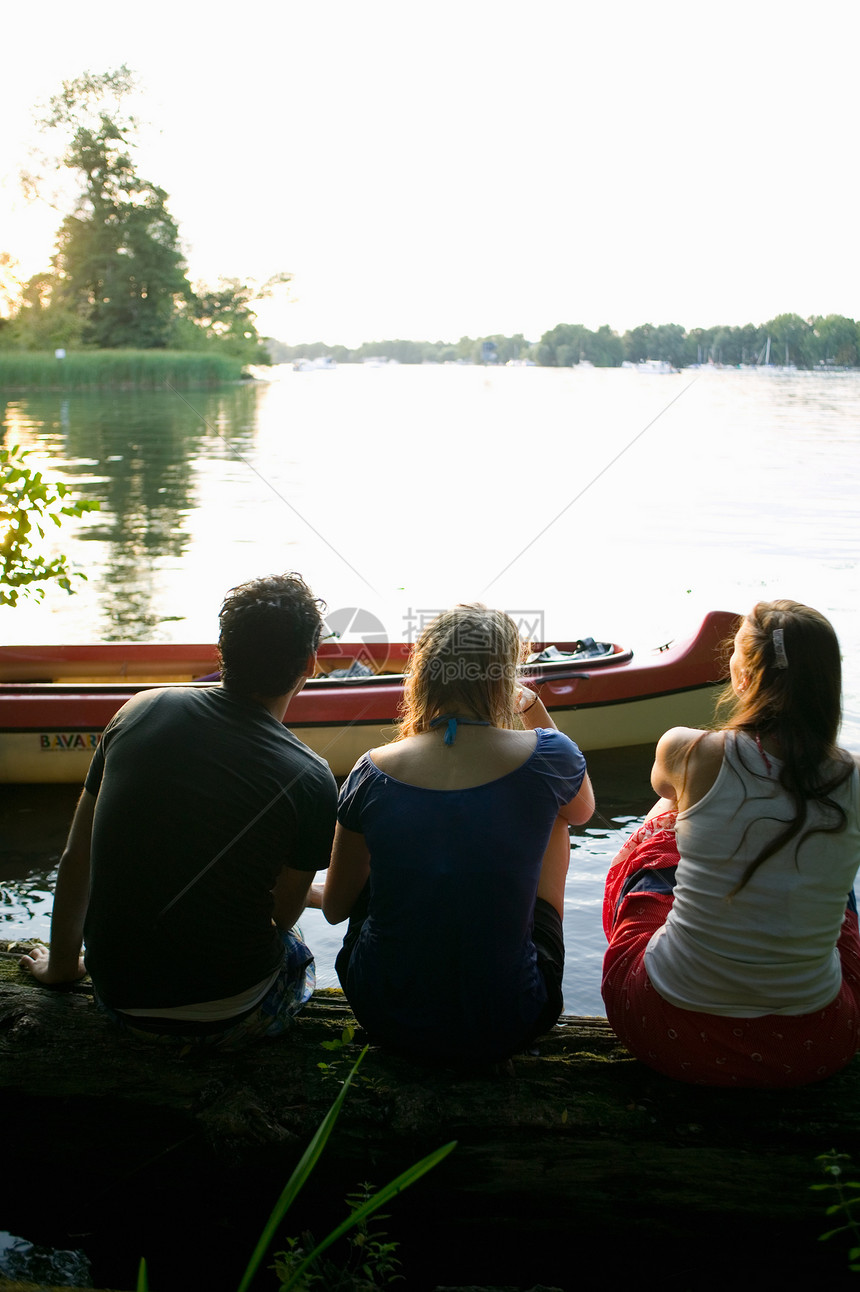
(772, 628, 788, 669)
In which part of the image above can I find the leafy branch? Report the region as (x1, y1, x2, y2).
(0, 443, 98, 606)
(812, 1150, 860, 1272)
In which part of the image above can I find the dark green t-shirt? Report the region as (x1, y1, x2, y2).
(83, 685, 336, 1009)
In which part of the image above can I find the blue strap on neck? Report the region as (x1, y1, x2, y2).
(429, 713, 491, 745)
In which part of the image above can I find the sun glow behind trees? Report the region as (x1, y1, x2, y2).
(2, 3, 859, 349)
(0, 68, 283, 363)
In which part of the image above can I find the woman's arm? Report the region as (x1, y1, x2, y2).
(652, 729, 684, 805)
(518, 685, 595, 825)
(517, 686, 555, 732)
(559, 774, 595, 825)
(651, 726, 721, 813)
(322, 824, 371, 925)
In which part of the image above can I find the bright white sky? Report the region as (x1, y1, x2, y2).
(2, 0, 857, 347)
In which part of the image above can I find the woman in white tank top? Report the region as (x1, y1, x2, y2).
(602, 599, 860, 1087)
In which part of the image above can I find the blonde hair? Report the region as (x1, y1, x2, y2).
(398, 604, 527, 738)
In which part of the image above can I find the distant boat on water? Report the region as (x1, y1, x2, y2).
(621, 359, 678, 374)
(293, 356, 337, 372)
(755, 337, 797, 373)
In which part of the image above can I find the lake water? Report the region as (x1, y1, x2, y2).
(2, 363, 860, 1014)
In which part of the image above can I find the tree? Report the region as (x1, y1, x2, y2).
(34, 67, 192, 349)
(536, 323, 592, 366)
(682, 326, 717, 365)
(584, 325, 623, 367)
(622, 323, 654, 364)
(5, 68, 281, 358)
(171, 277, 282, 363)
(0, 444, 98, 606)
(0, 254, 22, 322)
(9, 270, 86, 350)
(622, 322, 686, 366)
(763, 313, 813, 366)
(809, 314, 859, 367)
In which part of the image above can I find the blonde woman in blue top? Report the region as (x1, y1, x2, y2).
(322, 604, 594, 1063)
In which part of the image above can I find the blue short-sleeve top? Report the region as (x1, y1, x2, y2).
(336, 727, 586, 1061)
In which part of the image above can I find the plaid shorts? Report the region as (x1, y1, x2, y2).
(100, 926, 315, 1051)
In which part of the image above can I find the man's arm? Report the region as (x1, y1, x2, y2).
(19, 788, 95, 985)
(271, 866, 316, 931)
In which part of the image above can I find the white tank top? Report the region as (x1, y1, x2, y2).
(644, 731, 860, 1016)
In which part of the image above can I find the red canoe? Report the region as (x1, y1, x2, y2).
(0, 610, 738, 784)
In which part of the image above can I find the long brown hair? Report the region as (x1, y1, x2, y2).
(716, 599, 853, 890)
(398, 604, 527, 738)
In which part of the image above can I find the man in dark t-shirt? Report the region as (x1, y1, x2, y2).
(21, 572, 337, 1046)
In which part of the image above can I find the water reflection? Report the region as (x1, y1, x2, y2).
(0, 1231, 91, 1288)
(1, 868, 54, 932)
(2, 385, 260, 640)
(0, 786, 79, 939)
(2, 369, 860, 1006)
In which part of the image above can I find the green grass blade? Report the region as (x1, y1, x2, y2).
(280, 1140, 457, 1291)
(236, 1046, 368, 1292)
(136, 1257, 148, 1291)
(819, 1223, 851, 1241)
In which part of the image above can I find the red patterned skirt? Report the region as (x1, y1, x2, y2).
(601, 813, 860, 1087)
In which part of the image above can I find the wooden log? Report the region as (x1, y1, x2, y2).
(2, 940, 860, 1291)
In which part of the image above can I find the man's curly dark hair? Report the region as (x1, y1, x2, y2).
(217, 572, 326, 696)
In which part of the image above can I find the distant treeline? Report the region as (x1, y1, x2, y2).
(266, 312, 860, 369)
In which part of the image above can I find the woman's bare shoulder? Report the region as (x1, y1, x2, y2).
(365, 740, 406, 772)
(660, 727, 726, 810)
(657, 726, 721, 765)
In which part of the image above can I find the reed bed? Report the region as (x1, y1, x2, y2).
(0, 350, 246, 390)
